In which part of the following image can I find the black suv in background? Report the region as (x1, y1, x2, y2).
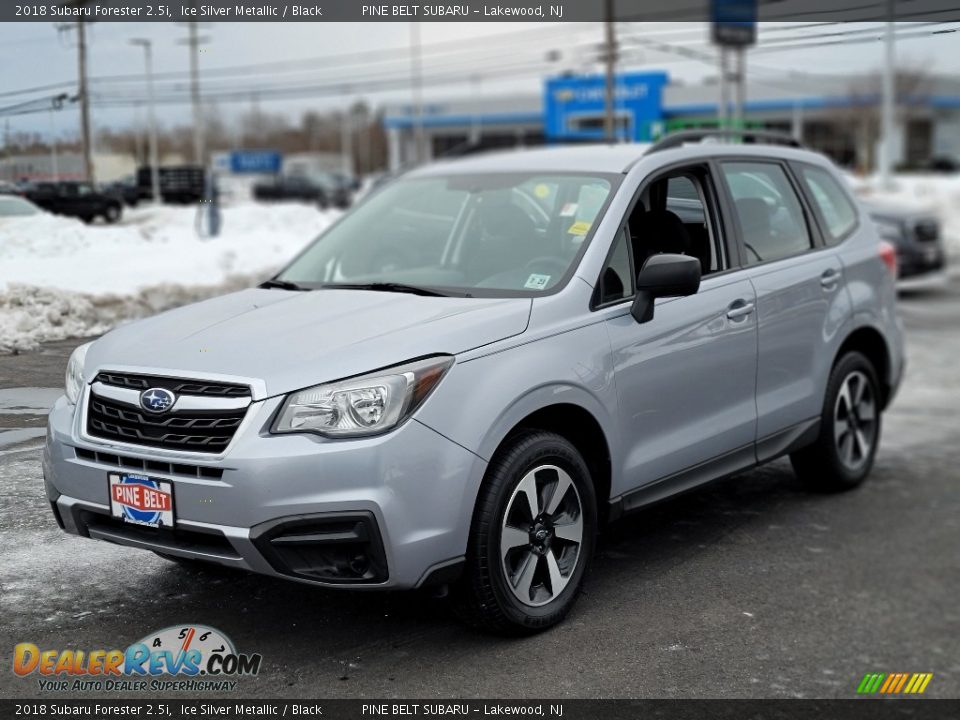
(253, 173, 353, 209)
(865, 201, 947, 286)
(24, 181, 123, 224)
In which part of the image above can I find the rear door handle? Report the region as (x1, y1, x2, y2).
(726, 300, 755, 320)
(821, 268, 842, 289)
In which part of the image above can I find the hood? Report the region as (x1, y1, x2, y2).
(85, 288, 531, 398)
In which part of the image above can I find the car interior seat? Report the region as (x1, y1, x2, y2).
(630, 208, 692, 270)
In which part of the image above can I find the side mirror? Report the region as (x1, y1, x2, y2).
(630, 253, 701, 324)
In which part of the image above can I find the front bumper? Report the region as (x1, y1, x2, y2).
(43, 392, 485, 589)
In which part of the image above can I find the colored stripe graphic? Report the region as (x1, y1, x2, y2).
(857, 673, 886, 694)
(857, 672, 932, 694)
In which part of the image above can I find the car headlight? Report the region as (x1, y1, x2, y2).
(65, 342, 92, 405)
(272, 355, 454, 438)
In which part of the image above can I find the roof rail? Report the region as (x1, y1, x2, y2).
(646, 129, 804, 154)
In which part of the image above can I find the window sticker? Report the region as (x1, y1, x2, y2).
(533, 183, 551, 199)
(559, 202, 578, 217)
(567, 220, 591, 235)
(576, 184, 608, 222)
(524, 273, 551, 290)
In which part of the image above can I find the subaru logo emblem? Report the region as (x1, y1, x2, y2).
(140, 387, 176, 414)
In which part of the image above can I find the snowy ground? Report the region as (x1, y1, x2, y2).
(0, 171, 957, 355)
(0, 202, 337, 353)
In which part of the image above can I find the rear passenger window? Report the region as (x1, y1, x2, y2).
(797, 165, 858, 244)
(720, 162, 812, 265)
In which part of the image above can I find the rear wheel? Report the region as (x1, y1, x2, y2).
(791, 351, 881, 491)
(454, 431, 596, 634)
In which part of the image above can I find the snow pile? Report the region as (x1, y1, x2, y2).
(852, 173, 960, 257)
(0, 202, 337, 353)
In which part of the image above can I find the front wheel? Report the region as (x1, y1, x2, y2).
(791, 351, 882, 492)
(454, 431, 597, 635)
(103, 205, 121, 223)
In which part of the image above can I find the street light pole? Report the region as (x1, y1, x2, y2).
(880, 0, 896, 188)
(603, 0, 617, 142)
(409, 21, 425, 165)
(130, 38, 161, 205)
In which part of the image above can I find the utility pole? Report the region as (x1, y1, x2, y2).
(733, 47, 745, 130)
(130, 38, 161, 205)
(603, 0, 617, 142)
(880, 0, 896, 188)
(341, 103, 353, 177)
(76, 22, 94, 183)
(178, 21, 208, 166)
(55, 21, 95, 182)
(409, 21, 425, 165)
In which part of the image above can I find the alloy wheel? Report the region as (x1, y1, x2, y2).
(500, 464, 584, 608)
(834, 370, 877, 470)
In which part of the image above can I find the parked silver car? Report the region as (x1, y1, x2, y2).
(44, 131, 904, 633)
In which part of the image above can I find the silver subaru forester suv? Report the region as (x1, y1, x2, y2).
(44, 131, 904, 634)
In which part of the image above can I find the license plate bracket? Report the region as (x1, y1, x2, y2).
(108, 473, 175, 529)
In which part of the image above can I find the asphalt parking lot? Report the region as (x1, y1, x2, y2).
(1, 281, 958, 700)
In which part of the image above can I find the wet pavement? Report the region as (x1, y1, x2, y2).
(1, 290, 958, 699)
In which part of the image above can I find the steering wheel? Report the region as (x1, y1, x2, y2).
(524, 256, 568, 277)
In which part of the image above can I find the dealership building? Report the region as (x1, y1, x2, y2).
(383, 70, 960, 171)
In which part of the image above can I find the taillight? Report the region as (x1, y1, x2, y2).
(879, 241, 898, 279)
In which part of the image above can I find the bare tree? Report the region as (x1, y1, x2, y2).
(828, 66, 934, 172)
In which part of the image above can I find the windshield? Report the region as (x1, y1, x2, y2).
(278, 172, 619, 296)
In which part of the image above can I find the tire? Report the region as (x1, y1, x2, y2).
(103, 205, 121, 224)
(790, 351, 882, 492)
(454, 430, 597, 635)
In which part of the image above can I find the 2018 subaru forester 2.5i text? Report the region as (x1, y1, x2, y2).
(44, 131, 904, 634)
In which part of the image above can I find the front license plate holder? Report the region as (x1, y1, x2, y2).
(108, 473, 175, 529)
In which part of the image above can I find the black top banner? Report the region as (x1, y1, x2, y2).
(4, 0, 960, 23)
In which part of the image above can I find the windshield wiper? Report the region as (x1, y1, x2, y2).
(259, 278, 310, 291)
(325, 282, 450, 297)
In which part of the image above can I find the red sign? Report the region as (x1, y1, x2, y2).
(111, 483, 171, 513)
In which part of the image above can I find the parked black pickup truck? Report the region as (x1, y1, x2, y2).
(23, 181, 123, 224)
(137, 165, 205, 204)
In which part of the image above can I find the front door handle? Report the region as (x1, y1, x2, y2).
(726, 300, 755, 320)
(821, 268, 842, 289)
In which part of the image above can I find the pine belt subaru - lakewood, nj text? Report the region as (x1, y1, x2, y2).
(44, 131, 905, 633)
